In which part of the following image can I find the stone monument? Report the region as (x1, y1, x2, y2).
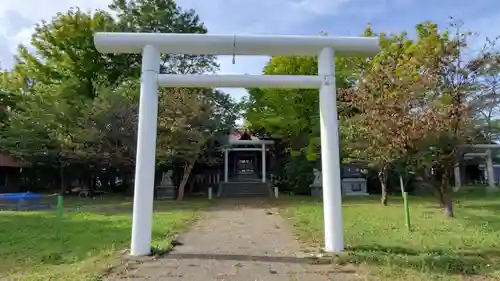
(310, 165, 369, 198)
(341, 165, 368, 196)
(341, 178, 369, 195)
(156, 170, 175, 200)
(161, 170, 173, 186)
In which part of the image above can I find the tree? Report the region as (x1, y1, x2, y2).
(0, 82, 82, 193)
(1, 2, 225, 195)
(75, 80, 140, 178)
(0, 74, 16, 131)
(342, 21, 476, 214)
(242, 27, 377, 196)
(156, 88, 239, 200)
(0, 9, 134, 193)
(105, 0, 233, 198)
(0, 68, 35, 131)
(13, 8, 132, 99)
(244, 46, 364, 156)
(109, 0, 218, 75)
(413, 19, 480, 217)
(342, 27, 436, 205)
(244, 28, 378, 163)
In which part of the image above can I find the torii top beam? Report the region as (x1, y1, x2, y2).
(93, 32, 379, 57)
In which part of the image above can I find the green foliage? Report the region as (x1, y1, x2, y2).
(15, 9, 131, 97)
(1, 83, 80, 166)
(244, 29, 371, 157)
(0, 1, 239, 195)
(109, 0, 219, 74)
(0, 77, 16, 131)
(280, 156, 315, 195)
(156, 88, 239, 165)
(243, 20, 497, 211)
(339, 22, 478, 208)
(75, 80, 141, 169)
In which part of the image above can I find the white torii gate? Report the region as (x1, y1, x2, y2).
(94, 32, 379, 256)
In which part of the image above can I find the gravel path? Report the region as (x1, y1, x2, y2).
(105, 200, 363, 281)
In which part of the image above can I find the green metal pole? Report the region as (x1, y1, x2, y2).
(56, 195, 64, 218)
(399, 175, 411, 231)
(403, 191, 411, 230)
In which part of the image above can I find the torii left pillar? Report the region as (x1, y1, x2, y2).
(130, 45, 161, 256)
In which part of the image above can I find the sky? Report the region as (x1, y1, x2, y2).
(1, 0, 500, 101)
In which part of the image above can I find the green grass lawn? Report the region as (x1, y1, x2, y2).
(0, 196, 209, 281)
(282, 189, 500, 281)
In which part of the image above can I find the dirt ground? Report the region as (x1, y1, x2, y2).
(104, 200, 365, 281)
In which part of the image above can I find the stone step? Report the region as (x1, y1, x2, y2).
(229, 176, 262, 182)
(224, 193, 269, 198)
(218, 182, 272, 198)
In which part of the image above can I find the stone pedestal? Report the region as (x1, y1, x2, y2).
(311, 185, 322, 198)
(156, 185, 175, 199)
(156, 170, 175, 200)
(341, 178, 368, 196)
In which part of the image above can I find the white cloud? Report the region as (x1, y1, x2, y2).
(0, 0, 110, 66)
(7, 27, 35, 54)
(0, 0, 106, 20)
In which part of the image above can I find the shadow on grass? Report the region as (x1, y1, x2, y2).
(0, 213, 127, 268)
(54, 194, 409, 213)
(0, 207, 180, 276)
(85, 197, 286, 213)
(49, 191, 500, 214)
(44, 196, 212, 214)
(456, 211, 500, 243)
(461, 202, 500, 212)
(340, 244, 500, 276)
(454, 188, 500, 202)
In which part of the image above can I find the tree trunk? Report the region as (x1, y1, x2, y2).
(177, 162, 195, 200)
(442, 191, 454, 217)
(434, 187, 446, 208)
(188, 178, 195, 193)
(431, 163, 446, 208)
(89, 175, 96, 194)
(441, 170, 454, 217)
(378, 167, 388, 206)
(59, 163, 65, 195)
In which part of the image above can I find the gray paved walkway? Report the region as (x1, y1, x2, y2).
(105, 201, 363, 281)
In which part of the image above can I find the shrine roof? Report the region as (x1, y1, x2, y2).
(227, 131, 274, 145)
(228, 132, 260, 141)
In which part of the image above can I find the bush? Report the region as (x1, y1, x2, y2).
(279, 155, 315, 195)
